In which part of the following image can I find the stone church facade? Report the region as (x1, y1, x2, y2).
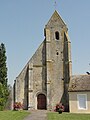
(13, 10, 72, 111)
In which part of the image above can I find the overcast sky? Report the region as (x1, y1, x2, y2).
(0, 0, 90, 85)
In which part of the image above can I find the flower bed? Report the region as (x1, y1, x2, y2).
(13, 102, 23, 110)
(54, 103, 64, 114)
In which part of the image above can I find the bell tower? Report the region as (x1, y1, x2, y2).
(44, 10, 72, 110)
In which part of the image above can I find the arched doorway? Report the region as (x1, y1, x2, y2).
(37, 94, 46, 109)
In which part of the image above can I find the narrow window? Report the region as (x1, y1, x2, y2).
(56, 52, 59, 55)
(55, 31, 59, 40)
(77, 94, 87, 110)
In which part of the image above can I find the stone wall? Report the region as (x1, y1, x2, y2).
(13, 11, 72, 111)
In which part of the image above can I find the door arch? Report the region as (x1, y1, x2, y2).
(37, 94, 46, 109)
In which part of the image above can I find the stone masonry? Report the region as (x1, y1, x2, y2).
(13, 10, 72, 111)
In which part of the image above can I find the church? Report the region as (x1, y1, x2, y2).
(13, 10, 72, 111)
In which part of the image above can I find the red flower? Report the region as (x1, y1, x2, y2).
(54, 103, 64, 112)
(13, 102, 23, 110)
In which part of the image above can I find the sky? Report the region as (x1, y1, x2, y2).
(0, 0, 90, 85)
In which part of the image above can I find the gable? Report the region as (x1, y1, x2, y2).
(16, 40, 45, 80)
(31, 40, 46, 66)
(45, 10, 67, 28)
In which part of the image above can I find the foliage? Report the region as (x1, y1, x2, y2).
(14, 102, 23, 110)
(0, 43, 7, 86)
(0, 43, 9, 110)
(47, 112, 90, 120)
(0, 83, 9, 110)
(0, 110, 30, 120)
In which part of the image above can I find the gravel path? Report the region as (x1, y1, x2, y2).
(24, 110, 47, 120)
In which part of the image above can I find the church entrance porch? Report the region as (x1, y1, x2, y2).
(37, 94, 46, 110)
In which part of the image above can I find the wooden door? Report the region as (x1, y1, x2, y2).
(37, 94, 46, 109)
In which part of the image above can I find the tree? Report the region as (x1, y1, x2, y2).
(0, 43, 7, 86)
(0, 43, 9, 110)
(0, 83, 9, 110)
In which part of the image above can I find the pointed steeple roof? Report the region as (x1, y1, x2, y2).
(45, 10, 67, 28)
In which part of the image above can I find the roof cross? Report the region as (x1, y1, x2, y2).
(54, 1, 57, 10)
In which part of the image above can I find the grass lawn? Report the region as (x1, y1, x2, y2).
(47, 112, 90, 120)
(0, 110, 30, 120)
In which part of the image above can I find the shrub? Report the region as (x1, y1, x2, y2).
(0, 105, 4, 111)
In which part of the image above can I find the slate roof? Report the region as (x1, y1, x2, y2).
(68, 75, 90, 92)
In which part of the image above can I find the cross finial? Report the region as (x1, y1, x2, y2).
(54, 1, 57, 10)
